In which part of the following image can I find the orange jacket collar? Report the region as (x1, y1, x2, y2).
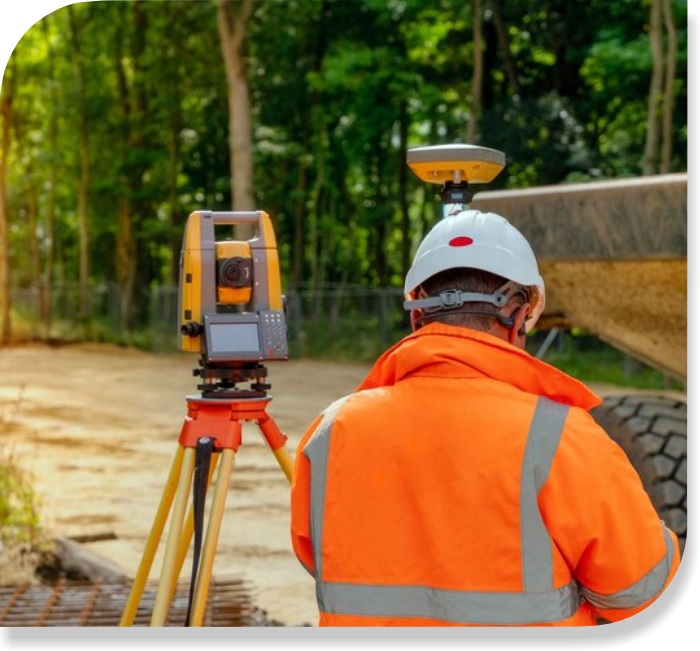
(356, 323, 602, 411)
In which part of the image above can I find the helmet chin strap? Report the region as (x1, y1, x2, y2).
(404, 281, 529, 313)
(413, 307, 527, 337)
(407, 283, 530, 336)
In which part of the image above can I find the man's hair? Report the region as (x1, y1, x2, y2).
(419, 268, 526, 331)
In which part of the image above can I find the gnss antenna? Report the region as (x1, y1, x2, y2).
(407, 144, 506, 217)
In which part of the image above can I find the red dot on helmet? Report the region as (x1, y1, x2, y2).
(449, 236, 474, 247)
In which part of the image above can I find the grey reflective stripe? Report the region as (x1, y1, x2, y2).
(318, 580, 580, 625)
(520, 397, 570, 593)
(582, 524, 676, 611)
(302, 395, 352, 580)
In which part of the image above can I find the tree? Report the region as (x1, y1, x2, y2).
(643, 0, 664, 175)
(467, 0, 484, 142)
(643, 0, 680, 175)
(0, 0, 688, 348)
(0, 55, 14, 343)
(112, 1, 154, 331)
(41, 16, 60, 336)
(217, 0, 255, 219)
(68, 4, 91, 324)
(489, 0, 520, 96)
(660, 0, 678, 173)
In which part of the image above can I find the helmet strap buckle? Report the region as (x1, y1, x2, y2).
(439, 289, 462, 309)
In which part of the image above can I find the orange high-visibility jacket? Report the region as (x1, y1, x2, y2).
(291, 323, 680, 626)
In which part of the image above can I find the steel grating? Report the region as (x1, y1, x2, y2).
(0, 577, 265, 627)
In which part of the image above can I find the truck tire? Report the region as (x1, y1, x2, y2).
(592, 395, 686, 556)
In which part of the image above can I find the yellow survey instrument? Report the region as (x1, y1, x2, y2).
(178, 210, 285, 364)
(120, 209, 293, 627)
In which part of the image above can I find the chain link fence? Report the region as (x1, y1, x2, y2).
(7, 282, 682, 388)
(149, 283, 410, 360)
(10, 283, 411, 361)
(10, 283, 122, 342)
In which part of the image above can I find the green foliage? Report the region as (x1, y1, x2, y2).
(294, 318, 403, 362)
(0, 390, 42, 549)
(0, 394, 46, 583)
(0, 454, 42, 548)
(0, 0, 688, 337)
(537, 332, 684, 390)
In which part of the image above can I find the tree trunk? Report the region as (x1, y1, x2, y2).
(217, 0, 256, 240)
(0, 57, 14, 344)
(490, 0, 520, 95)
(168, 109, 182, 285)
(310, 141, 325, 292)
(643, 0, 664, 175)
(373, 152, 389, 287)
(292, 147, 309, 288)
(44, 159, 56, 337)
(467, 0, 484, 142)
(27, 182, 44, 330)
(319, 181, 334, 289)
(68, 5, 91, 325)
(168, 70, 183, 285)
(117, 197, 136, 331)
(114, 7, 131, 331)
(329, 185, 356, 331)
(399, 100, 411, 277)
(165, 2, 184, 285)
(129, 3, 151, 329)
(112, 2, 147, 332)
(660, 0, 678, 174)
(292, 4, 328, 287)
(43, 19, 58, 338)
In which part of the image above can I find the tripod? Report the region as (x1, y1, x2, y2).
(119, 369, 293, 627)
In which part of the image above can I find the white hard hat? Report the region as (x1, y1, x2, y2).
(404, 210, 545, 331)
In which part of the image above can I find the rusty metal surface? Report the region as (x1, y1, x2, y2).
(473, 174, 687, 260)
(0, 577, 265, 627)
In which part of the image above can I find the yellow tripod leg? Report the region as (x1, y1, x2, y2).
(272, 446, 294, 485)
(150, 446, 196, 626)
(257, 416, 293, 484)
(120, 445, 185, 627)
(188, 447, 235, 627)
(167, 451, 220, 609)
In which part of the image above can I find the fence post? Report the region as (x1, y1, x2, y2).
(109, 283, 121, 339)
(378, 289, 388, 349)
(32, 285, 40, 339)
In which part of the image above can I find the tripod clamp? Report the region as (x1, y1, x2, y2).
(178, 395, 288, 455)
(193, 360, 273, 400)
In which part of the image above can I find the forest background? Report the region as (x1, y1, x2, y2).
(0, 0, 688, 367)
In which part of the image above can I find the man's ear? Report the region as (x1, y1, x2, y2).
(508, 304, 531, 345)
(410, 309, 422, 332)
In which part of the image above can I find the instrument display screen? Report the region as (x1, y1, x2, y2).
(208, 322, 261, 354)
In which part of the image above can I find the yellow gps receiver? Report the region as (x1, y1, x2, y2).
(407, 144, 506, 215)
(407, 144, 505, 185)
(177, 211, 285, 361)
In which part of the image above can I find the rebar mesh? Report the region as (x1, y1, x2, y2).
(0, 577, 264, 627)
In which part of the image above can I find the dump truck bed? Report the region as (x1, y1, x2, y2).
(473, 174, 687, 381)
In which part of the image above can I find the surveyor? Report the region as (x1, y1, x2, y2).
(290, 209, 680, 626)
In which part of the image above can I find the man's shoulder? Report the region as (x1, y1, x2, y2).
(314, 385, 405, 426)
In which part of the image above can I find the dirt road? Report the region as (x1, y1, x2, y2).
(0, 343, 370, 625)
(0, 343, 685, 625)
